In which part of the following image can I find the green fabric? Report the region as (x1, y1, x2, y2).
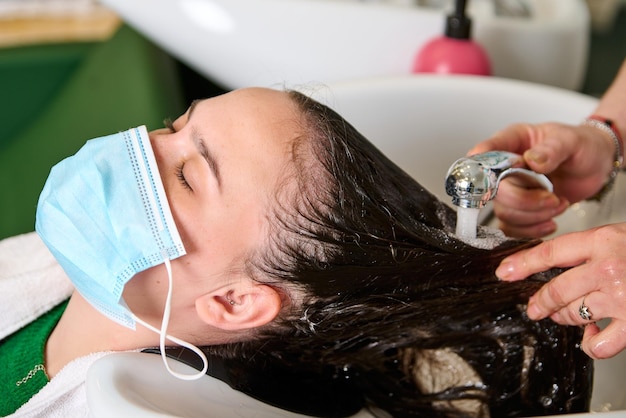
(0, 42, 94, 146)
(0, 300, 69, 416)
(0, 24, 185, 240)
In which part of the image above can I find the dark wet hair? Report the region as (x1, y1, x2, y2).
(197, 90, 592, 417)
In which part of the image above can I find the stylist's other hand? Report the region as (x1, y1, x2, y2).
(496, 223, 626, 359)
(468, 123, 615, 238)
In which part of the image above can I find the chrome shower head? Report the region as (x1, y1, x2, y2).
(445, 151, 553, 209)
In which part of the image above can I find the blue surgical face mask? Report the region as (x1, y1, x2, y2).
(36, 125, 207, 380)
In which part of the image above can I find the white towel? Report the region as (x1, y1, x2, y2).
(10, 351, 113, 418)
(0, 232, 74, 340)
(0, 232, 134, 417)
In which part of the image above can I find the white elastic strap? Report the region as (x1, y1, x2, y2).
(133, 255, 209, 380)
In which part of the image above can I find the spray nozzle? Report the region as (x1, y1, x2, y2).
(445, 151, 553, 209)
(446, 0, 471, 39)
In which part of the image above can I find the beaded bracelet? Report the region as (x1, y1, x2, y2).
(581, 116, 624, 201)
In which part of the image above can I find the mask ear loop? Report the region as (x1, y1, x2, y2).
(132, 253, 209, 381)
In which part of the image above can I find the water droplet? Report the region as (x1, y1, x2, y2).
(540, 396, 553, 407)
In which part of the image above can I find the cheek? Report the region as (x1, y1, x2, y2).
(176, 201, 266, 274)
(169, 202, 207, 255)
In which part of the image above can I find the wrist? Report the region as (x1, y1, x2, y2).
(581, 115, 624, 201)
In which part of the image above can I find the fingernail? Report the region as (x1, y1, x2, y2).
(496, 260, 514, 280)
(525, 149, 548, 165)
(552, 199, 569, 215)
(541, 194, 560, 208)
(527, 300, 542, 320)
(591, 339, 609, 359)
(538, 221, 557, 237)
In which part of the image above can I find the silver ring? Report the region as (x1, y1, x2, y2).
(579, 296, 593, 321)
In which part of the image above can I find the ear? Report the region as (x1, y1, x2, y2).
(195, 283, 282, 331)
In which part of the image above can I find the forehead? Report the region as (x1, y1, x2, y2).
(187, 87, 305, 157)
(195, 87, 311, 194)
(201, 87, 298, 118)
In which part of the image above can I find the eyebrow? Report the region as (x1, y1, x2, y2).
(187, 99, 201, 120)
(187, 99, 222, 190)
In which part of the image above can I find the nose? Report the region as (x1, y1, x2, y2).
(147, 129, 174, 180)
(148, 127, 174, 157)
(148, 127, 170, 144)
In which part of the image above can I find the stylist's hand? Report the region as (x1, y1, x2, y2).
(468, 123, 615, 238)
(496, 222, 626, 359)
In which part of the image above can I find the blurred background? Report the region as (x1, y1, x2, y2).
(0, 0, 624, 240)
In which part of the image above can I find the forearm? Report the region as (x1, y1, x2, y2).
(593, 59, 626, 162)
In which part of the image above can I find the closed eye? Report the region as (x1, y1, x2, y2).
(175, 163, 192, 191)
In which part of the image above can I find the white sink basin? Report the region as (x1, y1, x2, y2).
(99, 0, 590, 90)
(86, 352, 323, 418)
(311, 75, 626, 237)
(86, 75, 626, 417)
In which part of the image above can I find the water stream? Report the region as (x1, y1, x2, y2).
(455, 207, 481, 240)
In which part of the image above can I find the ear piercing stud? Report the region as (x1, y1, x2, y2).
(226, 291, 239, 306)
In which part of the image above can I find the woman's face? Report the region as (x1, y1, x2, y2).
(128, 88, 302, 313)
